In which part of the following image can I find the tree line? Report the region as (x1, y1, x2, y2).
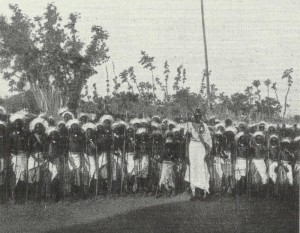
(0, 4, 298, 123)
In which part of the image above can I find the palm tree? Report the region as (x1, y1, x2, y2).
(264, 79, 271, 119)
(252, 80, 261, 101)
(282, 68, 293, 119)
(139, 51, 156, 105)
(271, 82, 279, 102)
(252, 80, 262, 120)
(271, 82, 281, 117)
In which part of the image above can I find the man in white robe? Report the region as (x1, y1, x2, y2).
(184, 109, 212, 200)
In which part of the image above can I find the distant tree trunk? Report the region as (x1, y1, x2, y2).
(267, 87, 270, 119)
(30, 82, 65, 115)
(151, 70, 156, 105)
(283, 86, 290, 119)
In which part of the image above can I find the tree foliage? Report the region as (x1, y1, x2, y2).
(0, 4, 109, 114)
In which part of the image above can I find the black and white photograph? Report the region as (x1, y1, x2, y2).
(0, 0, 299, 232)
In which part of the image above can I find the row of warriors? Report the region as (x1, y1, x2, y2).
(209, 118, 299, 200)
(0, 107, 299, 203)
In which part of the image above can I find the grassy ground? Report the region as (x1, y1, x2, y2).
(0, 194, 298, 233)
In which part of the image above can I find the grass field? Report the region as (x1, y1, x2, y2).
(0, 194, 298, 233)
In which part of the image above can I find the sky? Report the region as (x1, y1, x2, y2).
(0, 0, 299, 115)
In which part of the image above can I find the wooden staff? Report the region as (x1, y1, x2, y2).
(155, 137, 164, 196)
(95, 136, 99, 199)
(247, 139, 253, 199)
(45, 155, 50, 202)
(1, 135, 5, 204)
(25, 152, 29, 204)
(266, 138, 270, 198)
(35, 152, 40, 201)
(120, 127, 126, 193)
(62, 138, 69, 202)
(109, 132, 114, 194)
(186, 120, 191, 190)
(133, 130, 138, 193)
(62, 155, 65, 202)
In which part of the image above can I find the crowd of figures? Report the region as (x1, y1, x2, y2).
(0, 107, 299, 204)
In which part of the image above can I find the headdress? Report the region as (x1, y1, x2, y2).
(0, 120, 6, 127)
(46, 126, 59, 136)
(235, 132, 245, 141)
(99, 114, 114, 125)
(253, 131, 265, 138)
(66, 119, 80, 129)
(112, 120, 127, 130)
(10, 109, 29, 123)
(0, 106, 6, 114)
(29, 117, 49, 132)
(82, 122, 97, 132)
(136, 128, 148, 135)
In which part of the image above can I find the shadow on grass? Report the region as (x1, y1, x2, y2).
(49, 196, 298, 233)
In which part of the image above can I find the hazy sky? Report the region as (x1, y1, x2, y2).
(0, 0, 299, 115)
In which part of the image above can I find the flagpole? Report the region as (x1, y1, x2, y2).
(200, 0, 210, 113)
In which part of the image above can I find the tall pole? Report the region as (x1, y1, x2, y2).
(201, 0, 210, 112)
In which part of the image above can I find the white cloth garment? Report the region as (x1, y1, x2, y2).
(47, 158, 59, 181)
(235, 157, 247, 181)
(11, 152, 28, 185)
(83, 154, 96, 184)
(159, 160, 175, 189)
(134, 154, 149, 178)
(294, 161, 300, 186)
(184, 121, 212, 193)
(97, 152, 119, 181)
(213, 157, 223, 179)
(250, 158, 268, 185)
(268, 159, 278, 184)
(126, 152, 135, 175)
(0, 158, 4, 173)
(278, 161, 293, 185)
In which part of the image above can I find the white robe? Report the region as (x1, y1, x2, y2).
(184, 121, 212, 193)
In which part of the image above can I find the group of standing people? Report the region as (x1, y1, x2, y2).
(0, 106, 299, 204)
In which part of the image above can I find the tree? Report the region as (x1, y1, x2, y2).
(260, 97, 281, 119)
(252, 80, 261, 101)
(282, 68, 293, 119)
(271, 82, 279, 102)
(119, 69, 133, 93)
(173, 65, 183, 91)
(0, 4, 109, 114)
(229, 92, 252, 117)
(294, 115, 300, 123)
(271, 82, 281, 115)
(264, 79, 271, 118)
(163, 60, 170, 100)
(138, 51, 156, 104)
(215, 92, 231, 116)
(128, 67, 140, 95)
(138, 81, 154, 106)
